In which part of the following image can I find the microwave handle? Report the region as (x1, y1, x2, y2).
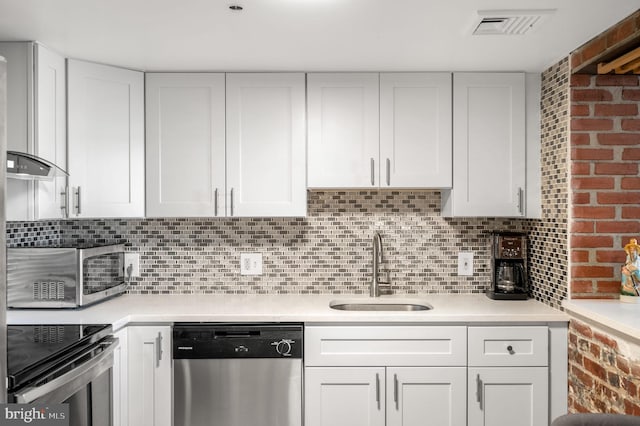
(78, 244, 126, 261)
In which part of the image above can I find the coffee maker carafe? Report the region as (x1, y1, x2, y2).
(487, 232, 529, 300)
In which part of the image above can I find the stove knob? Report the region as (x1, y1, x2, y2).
(271, 339, 294, 357)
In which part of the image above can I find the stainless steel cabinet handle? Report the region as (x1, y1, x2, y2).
(394, 373, 399, 409)
(518, 187, 524, 215)
(60, 186, 69, 218)
(75, 186, 82, 215)
(386, 158, 391, 186)
(155, 332, 163, 368)
(375, 373, 380, 409)
(230, 188, 234, 217)
(370, 158, 375, 186)
(476, 374, 483, 410)
(214, 188, 218, 216)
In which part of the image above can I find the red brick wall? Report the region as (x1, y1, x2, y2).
(568, 319, 640, 414)
(570, 74, 640, 298)
(571, 10, 640, 73)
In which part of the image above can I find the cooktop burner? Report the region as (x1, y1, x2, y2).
(7, 324, 112, 391)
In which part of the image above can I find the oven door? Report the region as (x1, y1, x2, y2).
(11, 337, 118, 426)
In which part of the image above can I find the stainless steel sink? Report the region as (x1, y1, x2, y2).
(329, 299, 433, 311)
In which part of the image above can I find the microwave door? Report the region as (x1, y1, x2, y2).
(77, 245, 127, 307)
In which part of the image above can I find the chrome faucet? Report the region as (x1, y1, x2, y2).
(371, 232, 391, 297)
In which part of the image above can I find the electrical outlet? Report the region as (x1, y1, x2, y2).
(457, 252, 474, 276)
(124, 253, 140, 277)
(240, 253, 263, 275)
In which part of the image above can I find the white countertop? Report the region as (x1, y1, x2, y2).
(563, 299, 640, 343)
(8, 294, 568, 330)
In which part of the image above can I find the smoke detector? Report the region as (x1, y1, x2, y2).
(472, 9, 556, 36)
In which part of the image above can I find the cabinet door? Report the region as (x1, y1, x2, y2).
(34, 43, 67, 219)
(380, 73, 452, 188)
(226, 73, 306, 217)
(305, 367, 385, 426)
(443, 73, 525, 217)
(468, 367, 548, 426)
(307, 73, 379, 188)
(112, 328, 128, 426)
(67, 59, 144, 218)
(146, 73, 226, 217)
(0, 42, 35, 221)
(127, 326, 171, 426)
(387, 367, 466, 426)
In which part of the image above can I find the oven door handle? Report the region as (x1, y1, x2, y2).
(13, 337, 118, 404)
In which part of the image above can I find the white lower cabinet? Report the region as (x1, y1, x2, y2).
(304, 326, 467, 426)
(305, 367, 466, 426)
(112, 328, 128, 426)
(305, 367, 385, 426)
(467, 326, 550, 426)
(388, 367, 466, 426)
(127, 326, 172, 426)
(467, 367, 548, 426)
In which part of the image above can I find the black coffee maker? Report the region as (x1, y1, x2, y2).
(486, 232, 529, 300)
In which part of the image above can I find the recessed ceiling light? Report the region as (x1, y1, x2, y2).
(229, 5, 243, 11)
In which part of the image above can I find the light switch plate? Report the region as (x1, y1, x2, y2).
(240, 253, 263, 275)
(457, 252, 474, 276)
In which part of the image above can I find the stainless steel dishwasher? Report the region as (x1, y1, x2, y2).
(173, 323, 303, 426)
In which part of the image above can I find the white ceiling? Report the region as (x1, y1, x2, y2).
(0, 0, 638, 73)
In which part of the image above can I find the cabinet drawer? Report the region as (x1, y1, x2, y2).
(305, 326, 467, 367)
(468, 326, 548, 367)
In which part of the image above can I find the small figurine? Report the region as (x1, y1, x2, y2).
(621, 238, 640, 302)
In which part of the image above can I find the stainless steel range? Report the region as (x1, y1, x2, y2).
(7, 324, 118, 426)
(173, 323, 303, 426)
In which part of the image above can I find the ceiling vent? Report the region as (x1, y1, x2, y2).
(472, 9, 556, 36)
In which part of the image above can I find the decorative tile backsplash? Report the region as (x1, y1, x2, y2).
(53, 191, 528, 295)
(527, 57, 570, 310)
(6, 221, 62, 247)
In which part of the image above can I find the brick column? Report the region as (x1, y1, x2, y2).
(570, 74, 640, 298)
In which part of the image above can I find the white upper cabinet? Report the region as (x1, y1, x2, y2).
(226, 73, 307, 217)
(307, 73, 380, 188)
(145, 73, 225, 217)
(442, 73, 526, 217)
(379, 73, 452, 188)
(308, 72, 452, 189)
(67, 59, 145, 218)
(35, 44, 68, 219)
(0, 42, 67, 221)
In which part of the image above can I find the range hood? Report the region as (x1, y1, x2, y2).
(6, 151, 68, 181)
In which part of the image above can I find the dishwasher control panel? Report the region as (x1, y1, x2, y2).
(173, 323, 303, 359)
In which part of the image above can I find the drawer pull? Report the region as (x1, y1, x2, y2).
(375, 373, 380, 409)
(394, 373, 398, 409)
(507, 345, 515, 355)
(476, 374, 483, 410)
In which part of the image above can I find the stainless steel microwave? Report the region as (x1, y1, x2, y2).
(7, 243, 127, 308)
